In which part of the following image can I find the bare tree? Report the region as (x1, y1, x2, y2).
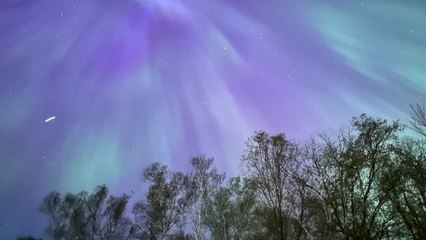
(410, 103, 426, 137)
(204, 177, 260, 240)
(187, 156, 224, 240)
(40, 185, 134, 240)
(133, 163, 191, 239)
(308, 114, 403, 239)
(382, 138, 426, 239)
(242, 131, 300, 240)
(33, 112, 426, 240)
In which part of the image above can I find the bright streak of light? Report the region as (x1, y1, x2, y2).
(44, 116, 56, 123)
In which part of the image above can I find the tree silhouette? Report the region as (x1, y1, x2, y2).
(204, 176, 260, 240)
(382, 138, 426, 239)
(187, 156, 224, 240)
(40, 185, 134, 240)
(242, 131, 300, 240)
(133, 162, 192, 239)
(31, 111, 426, 239)
(307, 114, 403, 239)
(410, 103, 426, 137)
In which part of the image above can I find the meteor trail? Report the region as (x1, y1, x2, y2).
(44, 116, 56, 123)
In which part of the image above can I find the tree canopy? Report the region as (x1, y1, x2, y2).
(24, 111, 426, 240)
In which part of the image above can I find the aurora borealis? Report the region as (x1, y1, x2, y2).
(0, 0, 425, 238)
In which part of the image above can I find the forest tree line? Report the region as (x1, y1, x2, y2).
(19, 105, 426, 240)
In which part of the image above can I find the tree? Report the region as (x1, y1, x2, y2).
(308, 114, 403, 239)
(40, 185, 134, 240)
(204, 177, 260, 240)
(410, 103, 426, 137)
(31, 113, 426, 239)
(242, 131, 300, 240)
(187, 156, 224, 240)
(301, 138, 340, 240)
(133, 162, 191, 239)
(382, 138, 426, 239)
(286, 164, 322, 240)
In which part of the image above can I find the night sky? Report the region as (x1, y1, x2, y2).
(1, 0, 425, 238)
